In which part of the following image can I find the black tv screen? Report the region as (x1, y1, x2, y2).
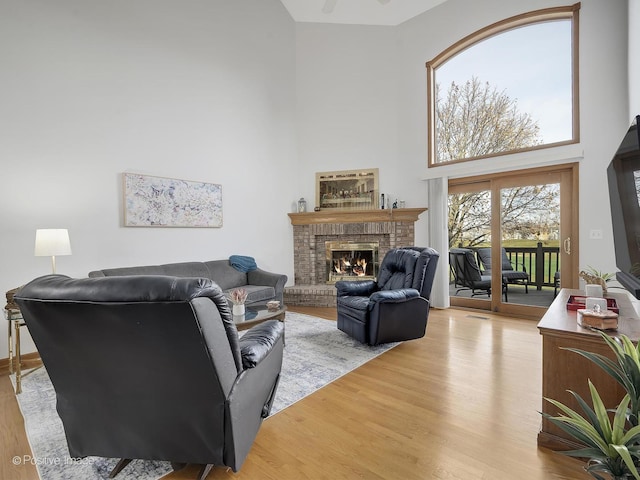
(607, 115, 640, 299)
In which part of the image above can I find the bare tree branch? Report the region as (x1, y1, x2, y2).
(441, 78, 559, 248)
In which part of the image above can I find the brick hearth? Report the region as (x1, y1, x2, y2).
(285, 208, 427, 307)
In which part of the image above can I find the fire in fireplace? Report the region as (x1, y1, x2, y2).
(325, 241, 379, 284)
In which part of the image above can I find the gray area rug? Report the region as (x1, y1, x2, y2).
(15, 312, 397, 480)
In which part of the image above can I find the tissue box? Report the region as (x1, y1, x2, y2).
(577, 308, 619, 330)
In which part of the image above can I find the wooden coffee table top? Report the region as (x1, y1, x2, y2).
(234, 304, 286, 331)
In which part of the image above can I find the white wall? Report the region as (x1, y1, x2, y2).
(295, 23, 402, 207)
(0, 0, 297, 357)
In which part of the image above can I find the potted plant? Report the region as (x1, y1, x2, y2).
(544, 332, 640, 479)
(228, 288, 248, 316)
(579, 266, 616, 294)
(544, 383, 640, 479)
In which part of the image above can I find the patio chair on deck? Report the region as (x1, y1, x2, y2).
(476, 247, 529, 298)
(449, 248, 505, 300)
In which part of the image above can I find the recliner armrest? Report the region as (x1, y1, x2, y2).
(369, 288, 420, 305)
(238, 320, 285, 369)
(335, 280, 377, 297)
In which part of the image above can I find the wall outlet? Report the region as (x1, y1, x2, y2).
(589, 229, 603, 240)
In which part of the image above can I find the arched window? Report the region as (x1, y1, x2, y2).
(426, 3, 580, 167)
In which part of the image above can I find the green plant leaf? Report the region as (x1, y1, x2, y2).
(587, 381, 614, 446)
(621, 335, 640, 364)
(561, 447, 615, 459)
(544, 396, 609, 452)
(611, 395, 631, 444)
(619, 423, 640, 445)
(572, 387, 610, 439)
(611, 444, 640, 480)
(585, 265, 615, 281)
(543, 414, 604, 449)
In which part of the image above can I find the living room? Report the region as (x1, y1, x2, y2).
(1, 0, 639, 478)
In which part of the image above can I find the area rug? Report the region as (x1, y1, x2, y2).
(15, 312, 397, 480)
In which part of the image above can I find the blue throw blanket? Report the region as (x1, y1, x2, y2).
(229, 255, 258, 273)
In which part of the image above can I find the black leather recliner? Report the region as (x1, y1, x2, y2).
(14, 274, 284, 480)
(335, 247, 439, 346)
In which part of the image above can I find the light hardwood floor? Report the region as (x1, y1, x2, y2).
(0, 307, 590, 479)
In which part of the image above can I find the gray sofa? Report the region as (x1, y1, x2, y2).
(89, 260, 287, 305)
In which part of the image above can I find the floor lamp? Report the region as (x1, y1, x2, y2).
(34, 229, 72, 273)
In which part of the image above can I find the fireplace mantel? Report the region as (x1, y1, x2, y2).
(288, 208, 427, 225)
(285, 207, 428, 307)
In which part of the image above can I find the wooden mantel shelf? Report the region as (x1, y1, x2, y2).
(288, 208, 427, 225)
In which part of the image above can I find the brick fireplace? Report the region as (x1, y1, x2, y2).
(284, 208, 427, 307)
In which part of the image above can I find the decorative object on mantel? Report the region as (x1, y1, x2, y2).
(228, 288, 248, 316)
(123, 173, 222, 228)
(380, 193, 392, 209)
(297, 197, 307, 213)
(316, 168, 379, 210)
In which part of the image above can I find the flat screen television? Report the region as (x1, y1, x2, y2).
(607, 115, 640, 299)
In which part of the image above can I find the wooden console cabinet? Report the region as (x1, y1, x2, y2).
(537, 288, 640, 450)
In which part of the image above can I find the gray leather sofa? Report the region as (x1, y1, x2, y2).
(89, 260, 287, 305)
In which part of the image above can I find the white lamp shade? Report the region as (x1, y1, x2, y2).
(34, 229, 72, 257)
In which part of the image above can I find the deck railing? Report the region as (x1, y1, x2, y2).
(466, 243, 560, 290)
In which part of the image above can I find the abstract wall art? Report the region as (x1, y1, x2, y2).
(123, 173, 223, 227)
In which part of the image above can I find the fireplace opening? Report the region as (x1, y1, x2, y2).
(325, 241, 379, 284)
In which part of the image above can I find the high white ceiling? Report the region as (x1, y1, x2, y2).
(278, 0, 448, 26)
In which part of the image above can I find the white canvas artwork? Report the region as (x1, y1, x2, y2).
(123, 173, 222, 227)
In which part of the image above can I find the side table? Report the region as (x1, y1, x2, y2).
(4, 306, 39, 394)
(537, 288, 640, 450)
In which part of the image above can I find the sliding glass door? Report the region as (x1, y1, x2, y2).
(448, 164, 578, 316)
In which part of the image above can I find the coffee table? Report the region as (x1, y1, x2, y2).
(234, 304, 286, 331)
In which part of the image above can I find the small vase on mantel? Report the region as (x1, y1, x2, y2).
(233, 303, 245, 316)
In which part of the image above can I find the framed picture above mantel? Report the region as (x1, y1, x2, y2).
(316, 168, 379, 210)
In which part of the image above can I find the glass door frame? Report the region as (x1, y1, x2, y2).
(449, 163, 579, 317)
